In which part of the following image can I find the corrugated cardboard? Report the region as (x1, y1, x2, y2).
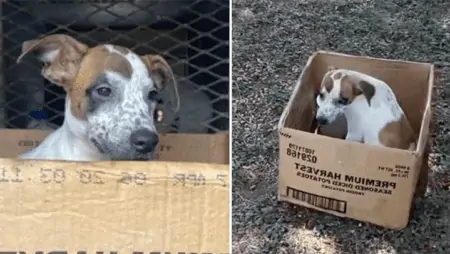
(0, 129, 230, 253)
(278, 51, 433, 229)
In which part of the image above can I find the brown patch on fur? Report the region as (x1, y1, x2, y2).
(17, 35, 136, 120)
(71, 45, 132, 118)
(112, 45, 130, 55)
(357, 80, 375, 105)
(321, 72, 334, 92)
(17, 34, 89, 89)
(379, 114, 416, 150)
(340, 75, 357, 102)
(141, 54, 180, 112)
(332, 72, 342, 80)
(340, 75, 375, 105)
(17, 34, 149, 120)
(99, 46, 132, 79)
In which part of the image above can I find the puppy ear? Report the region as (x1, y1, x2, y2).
(141, 54, 180, 112)
(17, 34, 88, 89)
(354, 80, 375, 105)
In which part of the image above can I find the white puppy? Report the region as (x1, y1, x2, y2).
(315, 67, 416, 150)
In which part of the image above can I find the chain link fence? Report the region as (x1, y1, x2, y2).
(0, 0, 229, 134)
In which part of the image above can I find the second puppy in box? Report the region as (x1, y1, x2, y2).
(315, 67, 416, 150)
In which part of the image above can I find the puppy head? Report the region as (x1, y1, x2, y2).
(17, 34, 180, 160)
(315, 68, 375, 125)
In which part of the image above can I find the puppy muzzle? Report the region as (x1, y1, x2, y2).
(316, 116, 329, 125)
(130, 128, 159, 154)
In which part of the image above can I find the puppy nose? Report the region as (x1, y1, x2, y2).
(130, 129, 159, 153)
(316, 117, 329, 125)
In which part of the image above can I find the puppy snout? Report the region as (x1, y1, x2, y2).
(316, 116, 329, 125)
(130, 129, 159, 153)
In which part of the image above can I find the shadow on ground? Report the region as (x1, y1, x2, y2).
(232, 0, 450, 253)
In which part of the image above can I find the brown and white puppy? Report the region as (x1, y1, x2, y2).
(17, 34, 179, 161)
(315, 66, 416, 150)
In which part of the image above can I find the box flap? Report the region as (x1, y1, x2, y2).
(416, 65, 434, 154)
(0, 129, 229, 164)
(0, 159, 229, 253)
(278, 51, 319, 131)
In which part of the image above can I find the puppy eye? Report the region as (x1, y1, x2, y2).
(318, 92, 325, 100)
(338, 98, 349, 105)
(96, 87, 111, 97)
(148, 90, 158, 101)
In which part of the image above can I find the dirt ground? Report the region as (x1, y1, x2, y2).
(231, 0, 450, 253)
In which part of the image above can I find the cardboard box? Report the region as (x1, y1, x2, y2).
(277, 51, 433, 229)
(0, 129, 230, 253)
